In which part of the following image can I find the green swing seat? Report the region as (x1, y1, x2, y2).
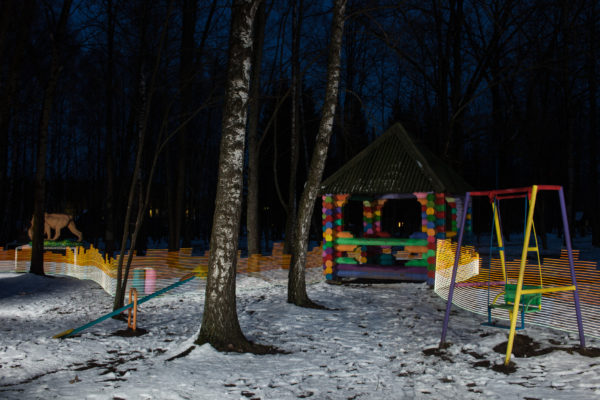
(483, 284, 542, 330)
(491, 284, 542, 312)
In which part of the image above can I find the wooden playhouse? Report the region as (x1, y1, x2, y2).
(320, 123, 473, 284)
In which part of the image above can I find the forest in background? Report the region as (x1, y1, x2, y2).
(1, 0, 599, 254)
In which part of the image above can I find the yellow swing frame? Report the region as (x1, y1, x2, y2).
(490, 186, 576, 364)
(484, 195, 543, 329)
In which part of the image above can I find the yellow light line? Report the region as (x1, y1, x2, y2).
(505, 185, 538, 366)
(521, 286, 576, 295)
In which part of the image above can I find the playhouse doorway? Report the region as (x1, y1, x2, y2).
(381, 199, 421, 238)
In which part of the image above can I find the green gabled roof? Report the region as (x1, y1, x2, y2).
(320, 123, 472, 195)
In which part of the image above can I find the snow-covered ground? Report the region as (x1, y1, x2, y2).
(2, 238, 600, 399)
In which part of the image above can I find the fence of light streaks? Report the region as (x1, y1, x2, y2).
(435, 238, 600, 339)
(3, 242, 323, 297)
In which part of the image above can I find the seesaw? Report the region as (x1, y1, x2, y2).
(53, 270, 202, 339)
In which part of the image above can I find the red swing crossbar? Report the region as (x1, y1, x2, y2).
(469, 185, 563, 202)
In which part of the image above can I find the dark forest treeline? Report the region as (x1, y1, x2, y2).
(1, 0, 599, 251)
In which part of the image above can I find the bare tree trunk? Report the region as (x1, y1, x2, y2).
(172, 0, 197, 251)
(166, 147, 176, 249)
(448, 0, 464, 162)
(196, 0, 266, 352)
(195, 0, 218, 73)
(433, 0, 450, 155)
(560, 2, 576, 235)
(31, 0, 73, 275)
(112, 0, 149, 310)
(114, 0, 174, 310)
(0, 0, 35, 244)
(104, 0, 116, 258)
(283, 0, 304, 254)
(169, 0, 217, 251)
(288, 0, 346, 307)
(0, 1, 13, 59)
(587, 3, 600, 247)
(113, 74, 147, 309)
(246, 1, 267, 256)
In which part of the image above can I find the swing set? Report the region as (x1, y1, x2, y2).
(481, 188, 545, 330)
(439, 185, 586, 366)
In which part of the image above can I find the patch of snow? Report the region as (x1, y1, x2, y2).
(1, 237, 600, 399)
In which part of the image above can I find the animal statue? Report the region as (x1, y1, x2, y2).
(28, 213, 83, 242)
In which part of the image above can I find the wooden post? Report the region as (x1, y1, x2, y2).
(127, 288, 138, 331)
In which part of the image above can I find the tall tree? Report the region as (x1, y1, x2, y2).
(338, 2, 370, 166)
(113, 0, 177, 310)
(559, 0, 577, 232)
(112, 0, 151, 310)
(587, 1, 600, 247)
(0, 0, 35, 245)
(246, 0, 267, 256)
(288, 0, 347, 307)
(30, 0, 73, 275)
(104, 0, 117, 258)
(448, 0, 464, 161)
(196, 0, 266, 352)
(168, 0, 197, 251)
(283, 0, 304, 254)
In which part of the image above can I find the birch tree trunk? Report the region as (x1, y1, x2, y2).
(288, 0, 346, 307)
(196, 0, 267, 352)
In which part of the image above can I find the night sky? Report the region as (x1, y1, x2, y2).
(0, 0, 598, 249)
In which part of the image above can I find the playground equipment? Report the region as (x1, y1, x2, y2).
(319, 124, 472, 284)
(36, 242, 322, 338)
(128, 288, 139, 331)
(321, 194, 472, 283)
(438, 185, 586, 365)
(484, 283, 542, 330)
(479, 193, 544, 330)
(53, 272, 200, 338)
